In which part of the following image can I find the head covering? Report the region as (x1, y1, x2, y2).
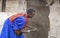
(0, 13, 28, 38)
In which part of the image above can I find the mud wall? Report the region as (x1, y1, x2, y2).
(25, 0, 50, 38)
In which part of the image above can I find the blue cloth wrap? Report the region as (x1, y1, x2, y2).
(0, 16, 26, 38)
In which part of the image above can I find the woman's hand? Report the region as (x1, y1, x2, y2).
(14, 30, 22, 36)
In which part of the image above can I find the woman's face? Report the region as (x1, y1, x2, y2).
(28, 12, 35, 18)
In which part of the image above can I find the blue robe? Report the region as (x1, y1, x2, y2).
(0, 16, 26, 38)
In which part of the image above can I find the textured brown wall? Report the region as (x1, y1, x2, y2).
(25, 0, 50, 38)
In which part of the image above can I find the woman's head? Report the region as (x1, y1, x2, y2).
(27, 9, 35, 18)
